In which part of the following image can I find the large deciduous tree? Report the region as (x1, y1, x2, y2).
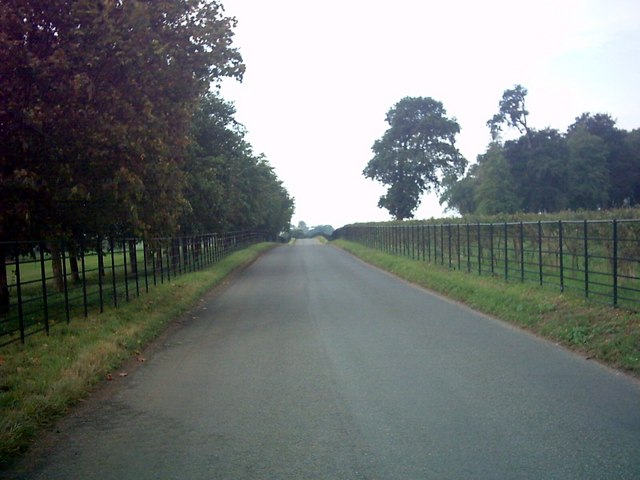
(0, 0, 244, 240)
(363, 97, 466, 220)
(0, 0, 244, 303)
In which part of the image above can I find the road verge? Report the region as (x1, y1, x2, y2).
(0, 243, 277, 467)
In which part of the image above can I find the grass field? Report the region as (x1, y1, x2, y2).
(0, 242, 277, 467)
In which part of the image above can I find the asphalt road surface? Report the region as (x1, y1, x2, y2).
(9, 239, 640, 479)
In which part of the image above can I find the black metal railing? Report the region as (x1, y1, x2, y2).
(0, 231, 265, 347)
(337, 220, 640, 310)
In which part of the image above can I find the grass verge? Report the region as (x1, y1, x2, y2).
(0, 242, 277, 467)
(333, 239, 640, 378)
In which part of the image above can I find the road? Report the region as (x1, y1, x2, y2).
(9, 239, 640, 479)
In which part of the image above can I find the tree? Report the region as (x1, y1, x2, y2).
(565, 125, 609, 210)
(181, 94, 293, 237)
(473, 143, 520, 215)
(440, 172, 478, 215)
(363, 97, 466, 220)
(0, 0, 244, 240)
(0, 0, 244, 301)
(503, 128, 569, 213)
(487, 84, 531, 142)
(569, 113, 639, 207)
(625, 129, 640, 204)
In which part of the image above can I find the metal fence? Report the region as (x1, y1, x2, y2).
(0, 231, 265, 347)
(337, 220, 640, 310)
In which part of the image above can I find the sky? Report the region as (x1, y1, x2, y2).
(219, 0, 640, 229)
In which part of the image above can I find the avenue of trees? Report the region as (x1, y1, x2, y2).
(365, 87, 640, 219)
(0, 1, 294, 308)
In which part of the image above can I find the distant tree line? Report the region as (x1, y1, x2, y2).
(443, 85, 640, 215)
(364, 87, 640, 219)
(289, 221, 335, 240)
(0, 1, 293, 309)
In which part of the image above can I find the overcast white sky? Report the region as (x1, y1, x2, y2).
(219, 0, 640, 229)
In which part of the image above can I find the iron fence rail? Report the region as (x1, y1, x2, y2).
(337, 219, 640, 310)
(0, 231, 265, 347)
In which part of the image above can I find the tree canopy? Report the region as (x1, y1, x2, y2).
(0, 0, 248, 241)
(443, 86, 640, 215)
(0, 1, 293, 241)
(363, 97, 466, 220)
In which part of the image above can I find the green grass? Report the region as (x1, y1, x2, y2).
(0, 242, 277, 467)
(1, 244, 230, 340)
(333, 239, 640, 377)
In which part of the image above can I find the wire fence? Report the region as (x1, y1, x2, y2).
(336, 219, 640, 310)
(0, 231, 265, 347)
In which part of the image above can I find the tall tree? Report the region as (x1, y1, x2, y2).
(0, 0, 244, 240)
(363, 97, 466, 220)
(504, 128, 569, 213)
(473, 143, 520, 215)
(565, 125, 609, 210)
(487, 84, 531, 142)
(569, 113, 639, 207)
(625, 129, 640, 204)
(181, 94, 293, 237)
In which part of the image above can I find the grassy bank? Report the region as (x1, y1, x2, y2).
(333, 239, 640, 378)
(0, 243, 277, 466)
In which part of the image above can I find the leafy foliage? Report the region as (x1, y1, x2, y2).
(182, 93, 293, 238)
(363, 97, 466, 220)
(444, 86, 640, 215)
(0, 0, 245, 240)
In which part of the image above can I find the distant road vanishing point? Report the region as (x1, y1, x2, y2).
(11, 238, 640, 479)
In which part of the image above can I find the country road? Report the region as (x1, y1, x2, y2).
(9, 238, 640, 479)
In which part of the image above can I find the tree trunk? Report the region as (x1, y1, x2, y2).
(128, 240, 138, 275)
(50, 243, 65, 293)
(0, 245, 9, 315)
(68, 244, 80, 283)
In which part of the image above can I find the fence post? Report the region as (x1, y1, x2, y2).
(61, 240, 70, 323)
(110, 238, 117, 307)
(477, 223, 482, 275)
(466, 223, 471, 273)
(559, 221, 564, 293)
(538, 221, 543, 286)
(489, 223, 495, 276)
(504, 222, 508, 281)
(411, 225, 416, 260)
(97, 237, 104, 313)
(519, 223, 524, 282)
(447, 224, 452, 268)
(143, 240, 150, 293)
(122, 239, 129, 303)
(14, 243, 25, 344)
(38, 242, 50, 334)
(79, 238, 88, 317)
(583, 220, 589, 298)
(613, 219, 618, 307)
(440, 224, 445, 265)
